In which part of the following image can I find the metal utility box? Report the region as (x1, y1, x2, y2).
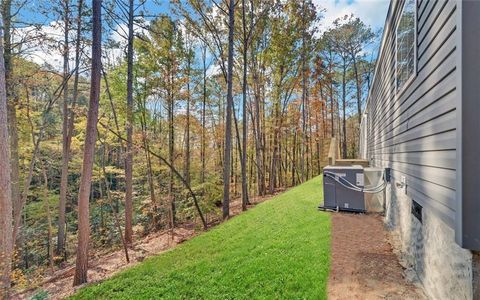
(322, 165, 365, 212)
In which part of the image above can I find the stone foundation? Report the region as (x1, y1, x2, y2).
(472, 252, 480, 299)
(384, 180, 473, 299)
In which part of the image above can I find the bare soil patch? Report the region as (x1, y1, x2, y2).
(328, 213, 426, 300)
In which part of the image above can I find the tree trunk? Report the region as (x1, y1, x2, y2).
(58, 0, 77, 258)
(300, 0, 307, 182)
(269, 96, 280, 194)
(168, 65, 175, 228)
(73, 0, 101, 285)
(201, 45, 207, 185)
(342, 59, 347, 159)
(251, 53, 265, 196)
(184, 45, 191, 186)
(352, 56, 362, 125)
(140, 91, 157, 227)
(0, 18, 13, 298)
(316, 86, 322, 174)
(240, 0, 249, 210)
(2, 0, 21, 260)
(328, 51, 335, 138)
(291, 130, 297, 186)
(307, 93, 313, 178)
(222, 0, 235, 219)
(41, 163, 54, 274)
(144, 137, 157, 224)
(8, 95, 20, 243)
(102, 142, 129, 263)
(330, 83, 334, 138)
(57, 0, 84, 259)
(124, 0, 134, 245)
(13, 96, 45, 247)
(250, 39, 267, 197)
(352, 55, 362, 157)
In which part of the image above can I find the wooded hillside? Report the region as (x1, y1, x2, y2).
(0, 0, 377, 296)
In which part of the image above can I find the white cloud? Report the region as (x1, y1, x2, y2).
(15, 21, 69, 69)
(14, 20, 148, 71)
(315, 0, 390, 32)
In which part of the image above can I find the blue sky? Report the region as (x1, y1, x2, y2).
(17, 0, 390, 67)
(18, 0, 169, 25)
(318, 0, 390, 31)
(20, 0, 390, 30)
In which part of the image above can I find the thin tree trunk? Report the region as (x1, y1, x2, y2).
(0, 18, 13, 298)
(232, 98, 245, 199)
(291, 130, 297, 186)
(251, 51, 265, 196)
(13, 89, 53, 246)
(184, 91, 191, 185)
(101, 140, 129, 263)
(140, 95, 157, 227)
(57, 0, 84, 259)
(144, 138, 157, 222)
(73, 0, 102, 285)
(278, 138, 283, 187)
(2, 0, 21, 262)
(352, 55, 362, 157)
(240, 0, 249, 210)
(342, 59, 347, 159)
(269, 96, 280, 194)
(233, 142, 237, 196)
(58, 0, 77, 258)
(330, 85, 334, 138)
(222, 0, 235, 219)
(124, 0, 134, 246)
(307, 95, 313, 178)
(352, 56, 362, 126)
(316, 88, 322, 174)
(201, 45, 207, 184)
(168, 66, 175, 229)
(101, 65, 126, 222)
(40, 163, 54, 274)
(184, 40, 191, 187)
(329, 52, 335, 138)
(300, 0, 307, 182)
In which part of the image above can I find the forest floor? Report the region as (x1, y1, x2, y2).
(15, 192, 281, 300)
(328, 213, 426, 299)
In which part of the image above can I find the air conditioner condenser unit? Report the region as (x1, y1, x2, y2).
(321, 165, 365, 212)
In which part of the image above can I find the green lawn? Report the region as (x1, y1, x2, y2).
(71, 176, 330, 300)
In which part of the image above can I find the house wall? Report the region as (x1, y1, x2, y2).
(385, 183, 472, 299)
(366, 0, 458, 227)
(362, 0, 476, 298)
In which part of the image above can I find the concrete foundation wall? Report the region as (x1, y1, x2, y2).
(384, 179, 473, 300)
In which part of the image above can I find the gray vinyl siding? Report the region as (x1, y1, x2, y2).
(364, 0, 458, 228)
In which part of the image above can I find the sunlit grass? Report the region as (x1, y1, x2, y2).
(71, 176, 330, 300)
